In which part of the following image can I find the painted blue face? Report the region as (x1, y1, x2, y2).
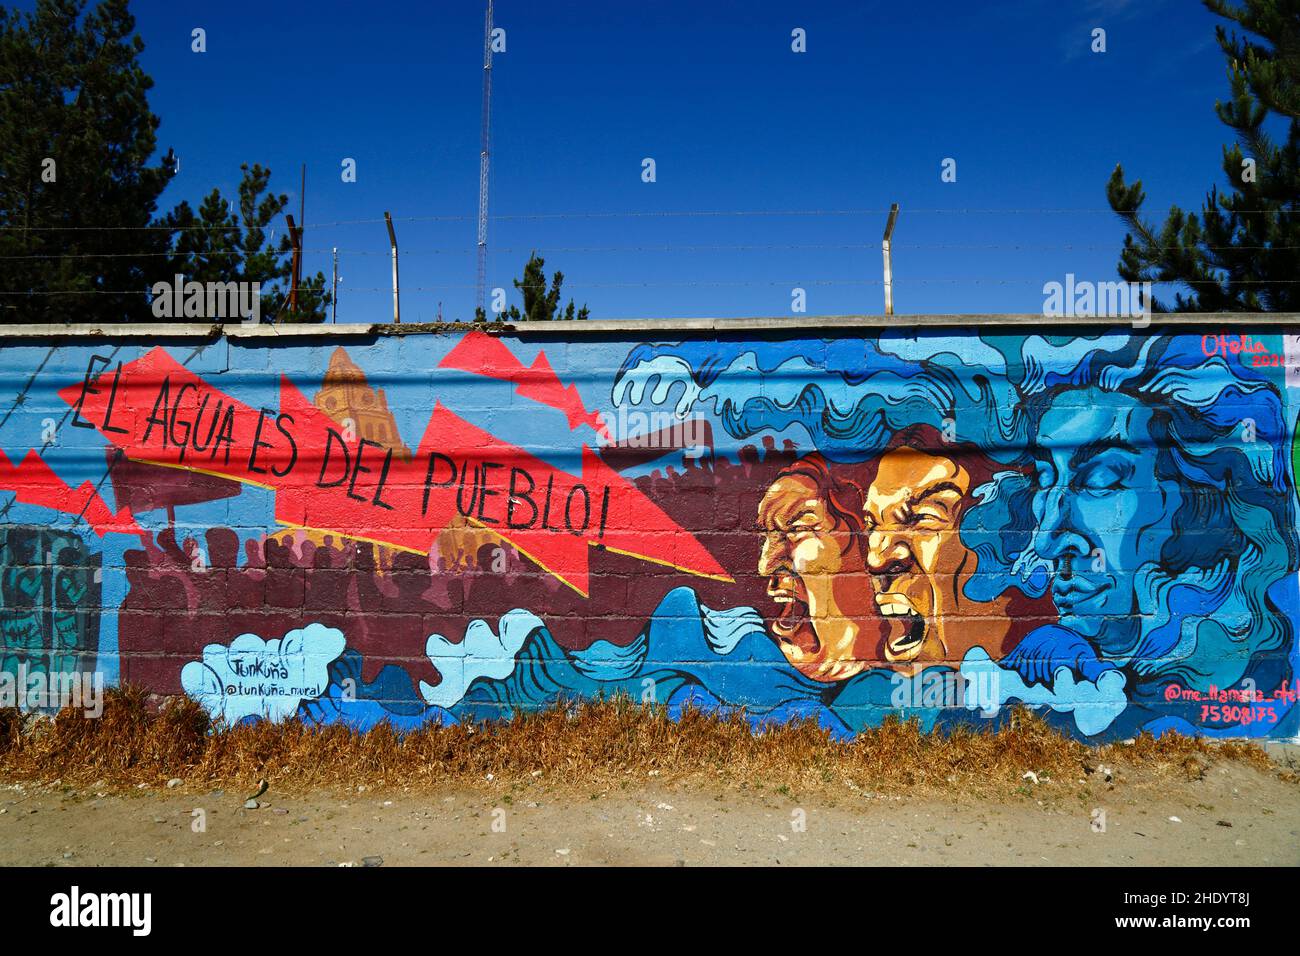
(1031, 388, 1182, 659)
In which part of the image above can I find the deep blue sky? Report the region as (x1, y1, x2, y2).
(106, 1, 1238, 319)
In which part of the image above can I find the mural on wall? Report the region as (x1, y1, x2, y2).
(0, 327, 1297, 741)
(0, 525, 101, 683)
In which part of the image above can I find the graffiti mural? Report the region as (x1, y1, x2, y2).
(0, 525, 101, 683)
(0, 326, 1297, 742)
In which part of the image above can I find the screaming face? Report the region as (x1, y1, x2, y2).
(865, 446, 997, 673)
(757, 463, 882, 682)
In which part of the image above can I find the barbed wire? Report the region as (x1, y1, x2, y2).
(0, 205, 1296, 232)
(1, 242, 1298, 261)
(6, 277, 1300, 296)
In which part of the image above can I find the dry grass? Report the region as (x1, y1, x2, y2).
(0, 686, 1284, 798)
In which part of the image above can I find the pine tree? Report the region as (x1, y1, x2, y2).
(0, 2, 329, 323)
(496, 251, 589, 321)
(160, 163, 330, 322)
(1107, 0, 1299, 311)
(0, 0, 175, 322)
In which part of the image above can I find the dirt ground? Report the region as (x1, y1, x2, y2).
(2, 753, 1297, 866)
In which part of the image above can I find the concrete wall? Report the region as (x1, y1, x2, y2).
(1, 320, 1297, 742)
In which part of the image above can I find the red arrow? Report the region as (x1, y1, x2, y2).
(0, 449, 142, 538)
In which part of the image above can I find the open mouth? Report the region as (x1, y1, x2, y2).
(768, 576, 816, 653)
(877, 594, 927, 661)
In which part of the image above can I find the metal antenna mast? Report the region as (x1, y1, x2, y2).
(476, 0, 494, 316)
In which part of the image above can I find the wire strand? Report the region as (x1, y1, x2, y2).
(7, 277, 1300, 296)
(3, 242, 1299, 260)
(1, 206, 1296, 232)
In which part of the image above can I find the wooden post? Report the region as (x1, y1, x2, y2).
(285, 214, 303, 316)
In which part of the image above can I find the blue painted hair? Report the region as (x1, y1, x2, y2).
(993, 333, 1298, 690)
